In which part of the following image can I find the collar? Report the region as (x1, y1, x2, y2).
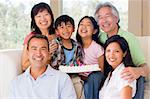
(111, 63, 124, 76)
(24, 65, 56, 78)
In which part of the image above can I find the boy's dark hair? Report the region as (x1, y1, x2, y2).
(54, 15, 75, 29)
(27, 34, 49, 51)
(76, 16, 101, 46)
(31, 2, 55, 34)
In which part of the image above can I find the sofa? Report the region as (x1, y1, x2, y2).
(0, 49, 22, 98)
(0, 36, 149, 99)
(137, 36, 150, 99)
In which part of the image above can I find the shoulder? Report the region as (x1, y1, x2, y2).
(51, 68, 72, 84)
(91, 41, 104, 51)
(48, 66, 70, 79)
(71, 39, 78, 45)
(71, 39, 83, 49)
(92, 41, 103, 47)
(10, 73, 26, 86)
(23, 32, 35, 45)
(25, 32, 35, 39)
(113, 64, 136, 92)
(118, 29, 137, 41)
(48, 68, 74, 90)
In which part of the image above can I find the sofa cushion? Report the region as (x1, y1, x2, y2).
(0, 49, 22, 98)
(137, 36, 150, 99)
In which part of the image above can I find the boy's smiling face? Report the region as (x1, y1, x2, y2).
(56, 22, 74, 40)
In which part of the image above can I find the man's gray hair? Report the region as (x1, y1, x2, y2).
(94, 2, 120, 22)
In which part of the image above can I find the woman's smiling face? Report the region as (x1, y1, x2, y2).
(105, 42, 124, 69)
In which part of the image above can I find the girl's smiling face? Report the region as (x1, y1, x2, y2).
(105, 42, 124, 69)
(78, 18, 96, 39)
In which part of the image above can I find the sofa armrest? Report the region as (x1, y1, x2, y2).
(0, 49, 22, 98)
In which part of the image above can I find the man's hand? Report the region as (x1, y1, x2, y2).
(121, 67, 141, 83)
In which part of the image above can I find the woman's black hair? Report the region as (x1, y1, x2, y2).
(76, 16, 101, 46)
(104, 35, 135, 75)
(31, 2, 55, 34)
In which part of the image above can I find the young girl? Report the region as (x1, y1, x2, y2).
(99, 35, 136, 99)
(76, 16, 104, 99)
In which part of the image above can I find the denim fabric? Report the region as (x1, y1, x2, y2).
(84, 71, 104, 99)
(133, 76, 145, 99)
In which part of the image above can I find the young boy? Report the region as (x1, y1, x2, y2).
(50, 15, 84, 99)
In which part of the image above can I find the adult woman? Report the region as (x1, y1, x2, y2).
(21, 2, 56, 71)
(99, 35, 136, 99)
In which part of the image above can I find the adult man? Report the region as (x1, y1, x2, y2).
(94, 2, 150, 98)
(95, 1, 149, 82)
(8, 34, 76, 99)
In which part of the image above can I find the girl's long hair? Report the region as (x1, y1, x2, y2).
(76, 16, 101, 46)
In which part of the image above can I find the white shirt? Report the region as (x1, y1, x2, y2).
(99, 63, 136, 99)
(8, 65, 76, 99)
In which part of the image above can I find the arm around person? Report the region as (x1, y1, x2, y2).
(21, 45, 30, 71)
(119, 31, 150, 81)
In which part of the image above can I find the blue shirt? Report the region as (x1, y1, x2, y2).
(63, 46, 75, 65)
(8, 65, 76, 99)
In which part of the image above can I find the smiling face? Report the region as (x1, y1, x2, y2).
(34, 9, 52, 31)
(56, 22, 74, 40)
(97, 7, 118, 34)
(27, 38, 49, 68)
(78, 18, 96, 40)
(105, 42, 124, 69)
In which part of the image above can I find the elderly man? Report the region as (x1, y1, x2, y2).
(94, 2, 150, 99)
(8, 34, 76, 99)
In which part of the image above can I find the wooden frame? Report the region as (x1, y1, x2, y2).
(50, 0, 150, 36)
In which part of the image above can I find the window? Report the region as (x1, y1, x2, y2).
(0, 0, 128, 49)
(62, 0, 128, 38)
(0, 0, 50, 49)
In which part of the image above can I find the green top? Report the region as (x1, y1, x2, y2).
(99, 29, 145, 66)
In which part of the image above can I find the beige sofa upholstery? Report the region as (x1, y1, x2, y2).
(0, 36, 149, 99)
(0, 49, 22, 98)
(137, 36, 150, 99)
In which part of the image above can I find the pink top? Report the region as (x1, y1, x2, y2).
(23, 32, 35, 45)
(83, 40, 104, 65)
